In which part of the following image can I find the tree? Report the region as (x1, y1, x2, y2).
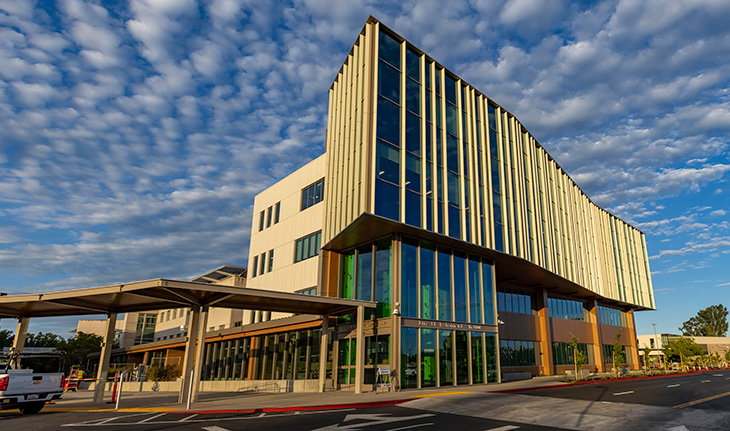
(56, 332, 105, 373)
(642, 346, 652, 371)
(680, 304, 728, 337)
(571, 335, 586, 381)
(665, 337, 702, 370)
(612, 330, 624, 377)
(22, 332, 65, 373)
(0, 329, 13, 348)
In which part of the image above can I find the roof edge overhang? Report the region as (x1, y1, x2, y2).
(323, 212, 653, 312)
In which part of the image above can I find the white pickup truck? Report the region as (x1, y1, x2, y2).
(0, 351, 64, 414)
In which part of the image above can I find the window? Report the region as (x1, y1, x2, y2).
(496, 287, 534, 315)
(553, 342, 591, 366)
(258, 210, 265, 231)
(266, 206, 272, 228)
(268, 249, 274, 272)
(598, 306, 626, 326)
(252, 255, 258, 277)
(301, 179, 324, 210)
(259, 253, 265, 275)
(297, 287, 317, 296)
(548, 297, 588, 321)
(274, 202, 280, 224)
(500, 340, 538, 367)
(295, 231, 321, 262)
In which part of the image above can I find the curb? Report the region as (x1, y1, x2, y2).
(489, 372, 703, 393)
(165, 398, 417, 414)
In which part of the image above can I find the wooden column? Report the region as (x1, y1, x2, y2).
(535, 288, 553, 376)
(588, 300, 604, 372)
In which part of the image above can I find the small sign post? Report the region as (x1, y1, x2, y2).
(375, 366, 392, 392)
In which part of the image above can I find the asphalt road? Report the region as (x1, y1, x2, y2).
(0, 406, 569, 431)
(523, 370, 730, 410)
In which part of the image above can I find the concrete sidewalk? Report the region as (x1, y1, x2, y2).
(45, 376, 568, 413)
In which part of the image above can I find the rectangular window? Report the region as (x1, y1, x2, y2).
(295, 231, 321, 263)
(268, 249, 274, 272)
(252, 255, 258, 278)
(258, 210, 265, 231)
(259, 253, 265, 276)
(301, 179, 325, 211)
(274, 202, 280, 224)
(266, 206, 272, 228)
(496, 287, 534, 315)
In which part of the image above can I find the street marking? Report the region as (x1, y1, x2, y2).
(486, 426, 520, 431)
(712, 374, 723, 377)
(179, 414, 198, 422)
(413, 391, 472, 398)
(311, 413, 435, 431)
(666, 426, 689, 431)
(613, 391, 635, 396)
(258, 412, 266, 417)
(138, 413, 166, 423)
(674, 390, 730, 408)
(389, 423, 434, 431)
(202, 427, 231, 431)
(701, 380, 710, 383)
(667, 384, 680, 388)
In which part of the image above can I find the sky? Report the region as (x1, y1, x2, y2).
(0, 0, 728, 339)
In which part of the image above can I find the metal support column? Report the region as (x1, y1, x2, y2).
(190, 306, 209, 403)
(178, 307, 201, 404)
(93, 313, 118, 404)
(354, 305, 364, 394)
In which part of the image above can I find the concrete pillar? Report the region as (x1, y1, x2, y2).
(178, 307, 200, 404)
(318, 317, 329, 392)
(191, 306, 209, 402)
(93, 313, 118, 404)
(11, 318, 30, 368)
(354, 305, 364, 394)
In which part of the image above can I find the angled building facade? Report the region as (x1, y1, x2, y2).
(245, 17, 654, 389)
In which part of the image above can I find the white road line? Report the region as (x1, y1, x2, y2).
(387, 423, 434, 431)
(485, 426, 520, 431)
(701, 380, 711, 383)
(137, 413, 166, 423)
(178, 414, 198, 422)
(713, 374, 723, 377)
(613, 391, 635, 396)
(202, 427, 231, 431)
(667, 384, 680, 388)
(258, 412, 266, 417)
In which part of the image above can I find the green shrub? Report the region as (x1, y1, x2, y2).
(146, 365, 181, 382)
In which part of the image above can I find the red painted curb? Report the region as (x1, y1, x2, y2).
(489, 372, 703, 393)
(165, 398, 417, 414)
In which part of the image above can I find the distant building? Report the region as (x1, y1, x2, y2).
(97, 17, 655, 390)
(638, 333, 730, 358)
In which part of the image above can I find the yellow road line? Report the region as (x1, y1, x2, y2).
(673, 391, 730, 409)
(413, 391, 473, 398)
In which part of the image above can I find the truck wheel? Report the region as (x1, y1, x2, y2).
(19, 402, 45, 415)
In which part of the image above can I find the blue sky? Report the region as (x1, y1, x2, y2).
(0, 0, 728, 338)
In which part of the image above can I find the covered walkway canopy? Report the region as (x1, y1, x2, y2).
(0, 279, 376, 403)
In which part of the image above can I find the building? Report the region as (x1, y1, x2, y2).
(638, 333, 730, 360)
(100, 17, 655, 390)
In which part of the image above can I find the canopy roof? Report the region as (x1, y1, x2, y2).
(0, 279, 375, 319)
